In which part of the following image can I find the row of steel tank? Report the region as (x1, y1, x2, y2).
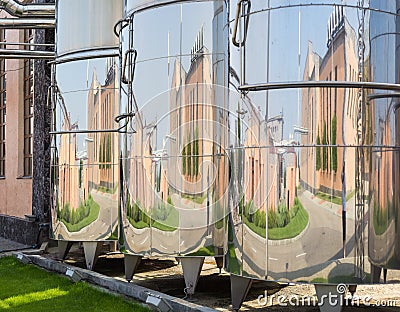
(50, 0, 400, 311)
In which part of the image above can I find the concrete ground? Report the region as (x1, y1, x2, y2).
(0, 237, 30, 254)
(1, 237, 400, 311)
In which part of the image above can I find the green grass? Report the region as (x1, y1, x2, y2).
(62, 199, 100, 232)
(0, 257, 149, 312)
(268, 203, 309, 240)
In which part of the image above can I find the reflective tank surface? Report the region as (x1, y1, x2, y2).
(119, 0, 229, 257)
(56, 0, 123, 59)
(50, 0, 122, 242)
(225, 0, 400, 284)
(368, 0, 400, 271)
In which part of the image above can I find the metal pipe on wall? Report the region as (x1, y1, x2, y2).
(0, 48, 54, 59)
(0, 0, 54, 17)
(0, 18, 55, 28)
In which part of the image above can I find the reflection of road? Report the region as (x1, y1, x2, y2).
(232, 190, 357, 280)
(54, 190, 118, 241)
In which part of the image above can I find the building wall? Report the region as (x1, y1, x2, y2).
(0, 11, 33, 218)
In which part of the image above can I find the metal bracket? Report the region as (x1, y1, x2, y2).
(122, 48, 137, 84)
(232, 0, 251, 47)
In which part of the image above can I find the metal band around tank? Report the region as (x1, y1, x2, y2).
(239, 81, 400, 92)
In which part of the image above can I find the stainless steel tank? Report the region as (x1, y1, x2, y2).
(117, 0, 229, 292)
(225, 1, 400, 310)
(50, 0, 123, 269)
(368, 0, 400, 279)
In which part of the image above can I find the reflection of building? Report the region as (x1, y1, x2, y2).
(243, 105, 267, 212)
(300, 7, 358, 196)
(58, 115, 79, 210)
(170, 28, 214, 196)
(265, 114, 297, 211)
(129, 25, 227, 213)
(241, 109, 297, 212)
(87, 59, 119, 193)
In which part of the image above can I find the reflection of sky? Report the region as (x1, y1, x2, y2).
(56, 1, 385, 150)
(133, 2, 214, 107)
(237, 0, 366, 139)
(131, 1, 222, 149)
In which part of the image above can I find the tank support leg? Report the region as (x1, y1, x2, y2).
(179, 256, 204, 296)
(314, 284, 344, 312)
(230, 274, 253, 312)
(124, 254, 142, 282)
(370, 263, 382, 283)
(348, 284, 357, 297)
(57, 241, 72, 260)
(82, 241, 102, 270)
(215, 256, 223, 273)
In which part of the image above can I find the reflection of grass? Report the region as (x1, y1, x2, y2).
(152, 220, 177, 232)
(106, 227, 119, 240)
(268, 202, 308, 240)
(243, 215, 266, 238)
(316, 192, 342, 205)
(182, 194, 206, 205)
(0, 257, 150, 312)
(311, 273, 370, 284)
(373, 204, 389, 236)
(61, 197, 100, 232)
(187, 245, 214, 257)
(310, 277, 328, 283)
(152, 203, 179, 231)
(98, 184, 118, 194)
(127, 217, 149, 229)
(227, 243, 241, 274)
(243, 198, 309, 240)
(316, 190, 355, 205)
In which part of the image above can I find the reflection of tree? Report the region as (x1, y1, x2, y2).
(126, 193, 179, 231)
(316, 131, 321, 171)
(181, 128, 200, 179)
(322, 122, 328, 171)
(99, 133, 112, 169)
(331, 114, 338, 172)
(57, 195, 99, 227)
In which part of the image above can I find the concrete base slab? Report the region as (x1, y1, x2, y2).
(124, 254, 142, 282)
(82, 242, 102, 270)
(57, 241, 73, 260)
(179, 256, 205, 296)
(314, 284, 344, 312)
(230, 274, 253, 312)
